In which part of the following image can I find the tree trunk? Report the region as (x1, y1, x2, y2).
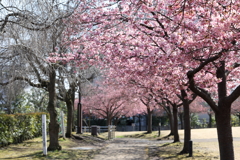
(47, 70, 61, 151)
(179, 112, 184, 129)
(215, 61, 234, 160)
(187, 60, 236, 159)
(114, 117, 119, 126)
(172, 104, 180, 142)
(208, 113, 212, 128)
(147, 108, 152, 133)
(65, 98, 73, 138)
(166, 106, 174, 136)
(215, 104, 234, 160)
(65, 85, 75, 138)
(180, 89, 191, 153)
(76, 87, 82, 134)
(107, 113, 112, 126)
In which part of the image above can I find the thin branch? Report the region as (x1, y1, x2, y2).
(0, 76, 48, 89)
(227, 85, 240, 104)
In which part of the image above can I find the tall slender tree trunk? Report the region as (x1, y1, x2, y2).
(166, 106, 174, 136)
(65, 98, 73, 138)
(147, 108, 152, 133)
(180, 89, 191, 153)
(188, 60, 236, 159)
(179, 112, 184, 129)
(215, 61, 234, 160)
(215, 104, 234, 160)
(76, 85, 82, 134)
(65, 85, 75, 138)
(172, 104, 180, 142)
(208, 113, 212, 128)
(138, 114, 142, 131)
(107, 118, 112, 126)
(114, 117, 119, 126)
(47, 69, 61, 151)
(107, 111, 112, 126)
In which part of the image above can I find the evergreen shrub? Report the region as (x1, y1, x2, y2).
(0, 112, 49, 147)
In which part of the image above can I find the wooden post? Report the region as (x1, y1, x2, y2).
(42, 114, 47, 156)
(189, 140, 193, 157)
(108, 125, 111, 139)
(61, 111, 65, 139)
(158, 122, 161, 137)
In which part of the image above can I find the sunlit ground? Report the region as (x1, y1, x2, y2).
(99, 127, 240, 159)
(0, 127, 239, 159)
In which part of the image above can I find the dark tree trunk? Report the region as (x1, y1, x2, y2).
(138, 114, 141, 131)
(172, 104, 180, 142)
(76, 87, 82, 134)
(106, 111, 112, 126)
(65, 98, 73, 138)
(179, 112, 184, 129)
(114, 117, 119, 126)
(72, 115, 75, 132)
(208, 113, 212, 128)
(180, 89, 191, 153)
(166, 106, 174, 136)
(216, 61, 234, 160)
(147, 108, 153, 133)
(107, 117, 112, 126)
(47, 70, 61, 151)
(65, 85, 75, 138)
(215, 104, 234, 160)
(187, 60, 236, 160)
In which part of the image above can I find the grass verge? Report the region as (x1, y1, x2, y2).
(0, 133, 104, 160)
(148, 142, 219, 160)
(119, 131, 220, 159)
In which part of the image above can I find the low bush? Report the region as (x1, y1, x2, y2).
(0, 112, 49, 147)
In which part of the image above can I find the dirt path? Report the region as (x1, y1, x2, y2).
(92, 138, 170, 160)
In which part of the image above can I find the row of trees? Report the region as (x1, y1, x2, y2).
(57, 1, 240, 160)
(1, 0, 240, 159)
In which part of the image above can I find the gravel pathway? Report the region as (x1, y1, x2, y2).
(92, 138, 170, 160)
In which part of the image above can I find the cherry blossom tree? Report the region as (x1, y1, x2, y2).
(62, 0, 240, 159)
(139, 90, 156, 133)
(190, 97, 209, 115)
(81, 84, 144, 126)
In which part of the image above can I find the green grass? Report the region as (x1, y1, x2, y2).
(118, 131, 219, 159)
(113, 127, 240, 159)
(0, 135, 102, 160)
(148, 142, 219, 160)
(1, 128, 240, 160)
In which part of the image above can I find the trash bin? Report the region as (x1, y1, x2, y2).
(91, 125, 98, 136)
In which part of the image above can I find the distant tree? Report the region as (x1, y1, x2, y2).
(82, 84, 143, 126)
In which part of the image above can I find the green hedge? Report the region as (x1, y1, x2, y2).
(0, 112, 49, 147)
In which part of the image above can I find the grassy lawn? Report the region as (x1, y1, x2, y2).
(1, 127, 239, 159)
(111, 127, 240, 159)
(0, 133, 104, 160)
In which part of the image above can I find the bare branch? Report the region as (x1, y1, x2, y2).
(0, 76, 48, 89)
